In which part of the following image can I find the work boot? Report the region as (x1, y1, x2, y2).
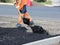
(16, 23, 27, 31)
(16, 24, 22, 28)
(29, 21, 35, 27)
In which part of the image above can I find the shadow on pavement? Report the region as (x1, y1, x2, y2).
(0, 27, 60, 45)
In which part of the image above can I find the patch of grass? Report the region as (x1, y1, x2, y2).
(34, 0, 46, 2)
(44, 0, 52, 5)
(33, 0, 52, 5)
(0, 0, 13, 3)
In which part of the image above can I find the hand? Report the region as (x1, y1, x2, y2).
(16, 6, 19, 9)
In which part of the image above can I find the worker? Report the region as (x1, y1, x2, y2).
(14, 0, 34, 28)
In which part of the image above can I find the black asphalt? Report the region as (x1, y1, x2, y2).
(0, 27, 49, 45)
(0, 27, 60, 45)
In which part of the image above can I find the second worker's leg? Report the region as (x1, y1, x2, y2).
(23, 12, 34, 26)
(24, 12, 32, 22)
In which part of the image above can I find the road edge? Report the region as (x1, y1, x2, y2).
(23, 36, 60, 45)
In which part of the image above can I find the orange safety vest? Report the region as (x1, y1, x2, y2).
(15, 0, 27, 10)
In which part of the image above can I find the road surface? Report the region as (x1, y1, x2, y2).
(0, 5, 60, 20)
(0, 5, 60, 45)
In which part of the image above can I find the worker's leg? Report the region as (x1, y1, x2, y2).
(23, 12, 34, 26)
(24, 12, 32, 22)
(17, 12, 23, 27)
(20, 5, 34, 26)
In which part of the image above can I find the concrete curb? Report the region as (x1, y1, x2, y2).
(44, 4, 54, 7)
(0, 3, 13, 5)
(23, 36, 60, 45)
(44, 4, 60, 7)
